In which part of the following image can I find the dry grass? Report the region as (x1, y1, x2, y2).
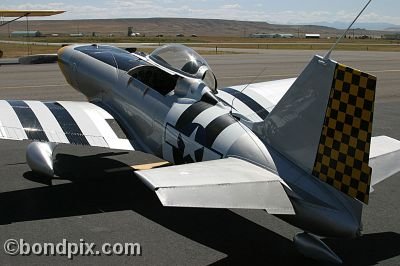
(194, 43, 400, 52)
(1, 37, 399, 58)
(137, 47, 244, 55)
(0, 43, 61, 58)
(0, 43, 243, 58)
(5, 35, 400, 45)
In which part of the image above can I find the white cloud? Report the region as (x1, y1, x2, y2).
(265, 10, 400, 25)
(221, 4, 241, 9)
(1, 2, 399, 25)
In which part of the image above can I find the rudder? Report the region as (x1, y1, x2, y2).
(256, 55, 376, 204)
(312, 64, 376, 204)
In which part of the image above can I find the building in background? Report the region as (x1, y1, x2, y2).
(250, 33, 294, 38)
(11, 30, 41, 37)
(305, 34, 321, 39)
(382, 33, 400, 40)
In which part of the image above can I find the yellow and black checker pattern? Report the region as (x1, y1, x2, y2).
(312, 64, 377, 204)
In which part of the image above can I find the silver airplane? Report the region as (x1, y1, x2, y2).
(0, 43, 399, 264)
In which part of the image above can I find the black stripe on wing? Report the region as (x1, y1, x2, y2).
(7, 100, 49, 142)
(43, 102, 90, 145)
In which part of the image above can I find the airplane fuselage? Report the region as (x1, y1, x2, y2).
(58, 44, 272, 167)
(58, 44, 363, 239)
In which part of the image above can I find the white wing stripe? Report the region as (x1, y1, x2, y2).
(25, 101, 69, 143)
(0, 100, 28, 140)
(84, 108, 124, 147)
(58, 101, 107, 147)
(0, 100, 134, 151)
(57, 101, 133, 150)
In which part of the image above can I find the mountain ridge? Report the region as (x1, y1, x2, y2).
(0, 17, 390, 37)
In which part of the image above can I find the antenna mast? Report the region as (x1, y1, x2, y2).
(324, 0, 373, 60)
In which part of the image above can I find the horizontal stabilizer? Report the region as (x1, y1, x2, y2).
(136, 158, 294, 214)
(217, 78, 296, 122)
(370, 136, 400, 187)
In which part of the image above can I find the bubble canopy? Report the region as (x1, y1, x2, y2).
(149, 44, 217, 90)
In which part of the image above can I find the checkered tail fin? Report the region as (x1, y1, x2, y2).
(262, 55, 376, 204)
(312, 62, 376, 204)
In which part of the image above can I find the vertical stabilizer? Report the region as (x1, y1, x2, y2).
(312, 63, 376, 204)
(257, 56, 376, 204)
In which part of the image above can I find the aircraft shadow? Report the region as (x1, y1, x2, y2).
(324, 233, 400, 266)
(0, 152, 399, 265)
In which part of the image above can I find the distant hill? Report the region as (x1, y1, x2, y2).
(313, 21, 400, 31)
(0, 17, 388, 37)
(385, 27, 400, 32)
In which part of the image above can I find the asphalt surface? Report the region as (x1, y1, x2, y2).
(0, 50, 399, 265)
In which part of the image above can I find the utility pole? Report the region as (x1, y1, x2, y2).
(26, 15, 31, 55)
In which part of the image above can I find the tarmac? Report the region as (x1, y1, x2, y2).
(0, 49, 399, 265)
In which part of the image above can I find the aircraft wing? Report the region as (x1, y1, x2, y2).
(0, 100, 134, 150)
(0, 10, 65, 17)
(136, 157, 295, 215)
(369, 136, 400, 187)
(217, 78, 296, 122)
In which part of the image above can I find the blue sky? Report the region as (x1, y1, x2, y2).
(1, 0, 399, 25)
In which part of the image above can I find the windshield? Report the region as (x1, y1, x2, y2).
(75, 44, 141, 71)
(150, 44, 212, 76)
